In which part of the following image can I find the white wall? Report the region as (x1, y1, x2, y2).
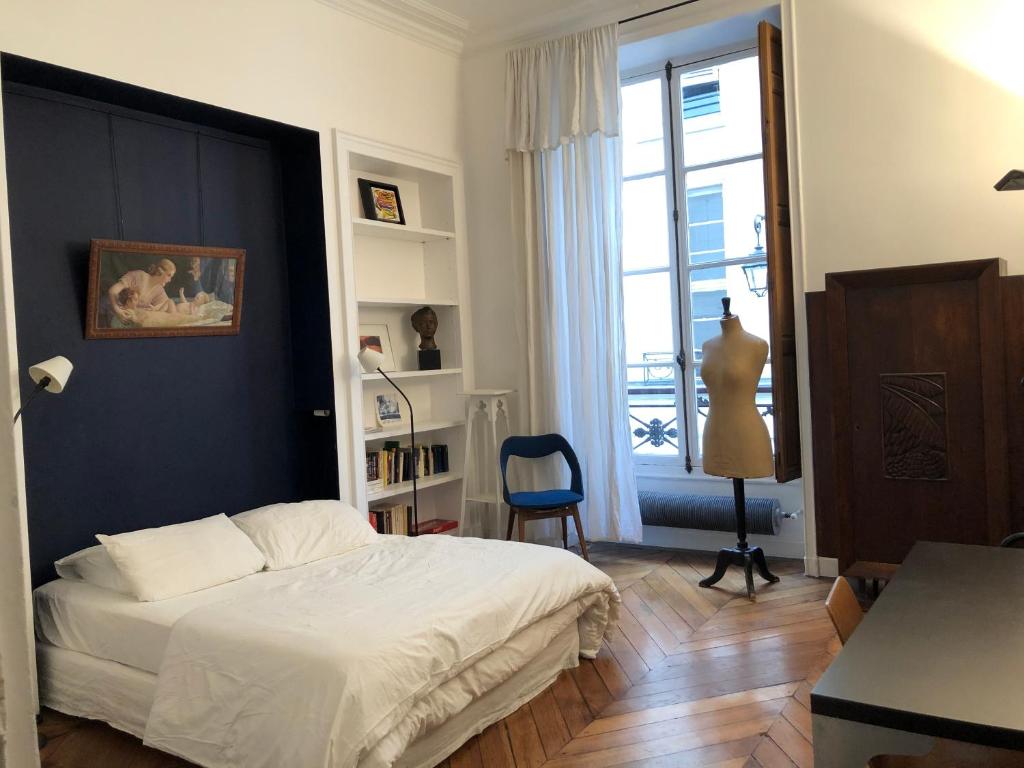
(0, 2, 461, 764)
(0, 76, 38, 768)
(790, 0, 1024, 289)
(461, 0, 1024, 564)
(461, 48, 522, 398)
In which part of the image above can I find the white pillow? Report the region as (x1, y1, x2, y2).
(231, 500, 377, 570)
(54, 545, 132, 595)
(96, 514, 266, 601)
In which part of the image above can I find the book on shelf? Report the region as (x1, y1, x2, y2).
(415, 518, 458, 535)
(366, 452, 383, 492)
(364, 443, 450, 488)
(368, 503, 412, 535)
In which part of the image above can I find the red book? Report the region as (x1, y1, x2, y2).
(414, 518, 458, 535)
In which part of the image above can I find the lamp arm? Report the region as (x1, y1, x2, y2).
(12, 377, 51, 424)
(375, 368, 418, 536)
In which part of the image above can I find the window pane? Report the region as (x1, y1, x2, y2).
(695, 364, 774, 456)
(624, 271, 678, 458)
(692, 266, 725, 283)
(623, 176, 670, 271)
(689, 261, 770, 363)
(629, 393, 680, 457)
(681, 56, 762, 167)
(686, 183, 725, 264)
(682, 79, 719, 119)
(695, 369, 709, 452)
(622, 78, 665, 177)
(687, 185, 724, 221)
(685, 160, 765, 264)
(623, 272, 674, 366)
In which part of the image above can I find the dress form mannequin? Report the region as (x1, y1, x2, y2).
(698, 297, 779, 598)
(701, 310, 774, 478)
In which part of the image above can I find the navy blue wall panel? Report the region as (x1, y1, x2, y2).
(112, 116, 202, 244)
(2, 84, 322, 585)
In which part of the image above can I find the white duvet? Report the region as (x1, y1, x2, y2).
(143, 534, 619, 768)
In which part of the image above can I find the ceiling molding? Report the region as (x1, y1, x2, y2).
(462, 2, 610, 54)
(315, 0, 469, 55)
(462, 0, 652, 55)
(461, 0, 774, 56)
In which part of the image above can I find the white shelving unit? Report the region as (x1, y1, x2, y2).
(352, 219, 454, 243)
(367, 472, 464, 504)
(360, 368, 463, 382)
(334, 131, 473, 532)
(365, 419, 465, 442)
(358, 297, 460, 308)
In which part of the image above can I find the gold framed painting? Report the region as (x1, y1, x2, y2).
(85, 239, 245, 339)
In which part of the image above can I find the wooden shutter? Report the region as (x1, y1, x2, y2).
(758, 20, 802, 482)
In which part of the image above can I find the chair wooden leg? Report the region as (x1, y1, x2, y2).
(570, 505, 589, 561)
(518, 516, 527, 543)
(506, 508, 516, 541)
(561, 516, 568, 549)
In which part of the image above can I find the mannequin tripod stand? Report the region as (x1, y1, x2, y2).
(699, 478, 779, 599)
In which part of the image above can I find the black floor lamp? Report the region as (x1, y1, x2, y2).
(995, 169, 1024, 191)
(358, 347, 418, 535)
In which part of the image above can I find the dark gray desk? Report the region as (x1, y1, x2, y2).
(811, 541, 1024, 767)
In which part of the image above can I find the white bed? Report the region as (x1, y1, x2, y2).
(35, 533, 619, 768)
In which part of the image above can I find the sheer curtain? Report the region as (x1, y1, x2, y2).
(505, 24, 642, 544)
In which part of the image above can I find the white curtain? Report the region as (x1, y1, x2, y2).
(505, 24, 642, 544)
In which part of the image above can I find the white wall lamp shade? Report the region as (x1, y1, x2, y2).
(358, 346, 385, 373)
(14, 355, 73, 422)
(29, 356, 73, 393)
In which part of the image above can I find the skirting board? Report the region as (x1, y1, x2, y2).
(814, 556, 839, 577)
(641, 525, 806, 560)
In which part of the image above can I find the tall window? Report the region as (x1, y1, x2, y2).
(622, 53, 773, 466)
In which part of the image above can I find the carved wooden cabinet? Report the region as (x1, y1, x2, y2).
(823, 259, 1010, 571)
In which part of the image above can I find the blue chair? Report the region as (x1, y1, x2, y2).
(500, 434, 589, 561)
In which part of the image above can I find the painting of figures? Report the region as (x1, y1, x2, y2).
(85, 239, 245, 339)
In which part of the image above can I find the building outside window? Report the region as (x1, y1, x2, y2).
(622, 52, 773, 467)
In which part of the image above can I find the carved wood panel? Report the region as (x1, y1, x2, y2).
(824, 259, 1010, 568)
(880, 373, 948, 481)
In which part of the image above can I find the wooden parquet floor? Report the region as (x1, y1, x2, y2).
(435, 544, 835, 768)
(39, 543, 836, 768)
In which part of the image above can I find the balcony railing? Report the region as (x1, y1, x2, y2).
(628, 381, 773, 452)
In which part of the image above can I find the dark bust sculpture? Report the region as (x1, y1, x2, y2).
(411, 306, 441, 370)
(410, 306, 438, 350)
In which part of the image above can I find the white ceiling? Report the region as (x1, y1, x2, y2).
(620, 5, 780, 70)
(423, 0, 598, 33)
(324, 0, 779, 55)
(421, 0, 659, 47)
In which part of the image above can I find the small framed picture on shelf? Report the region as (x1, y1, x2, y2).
(375, 393, 403, 427)
(359, 323, 396, 372)
(357, 178, 405, 225)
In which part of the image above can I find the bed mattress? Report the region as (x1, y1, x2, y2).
(38, 617, 580, 768)
(35, 553, 364, 673)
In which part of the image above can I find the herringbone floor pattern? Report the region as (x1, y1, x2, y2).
(433, 544, 835, 768)
(39, 544, 836, 768)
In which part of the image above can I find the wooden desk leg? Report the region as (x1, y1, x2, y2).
(812, 714, 935, 768)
